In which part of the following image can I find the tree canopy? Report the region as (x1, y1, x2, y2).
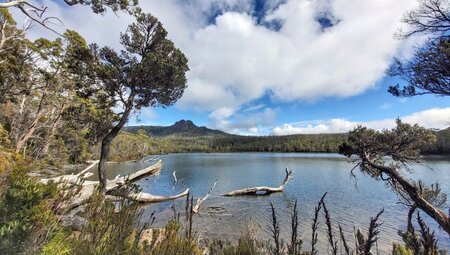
(93, 12, 189, 191)
(388, 0, 450, 97)
(339, 120, 450, 236)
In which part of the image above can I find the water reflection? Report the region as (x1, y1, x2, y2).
(85, 153, 450, 253)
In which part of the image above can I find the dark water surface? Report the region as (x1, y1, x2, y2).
(88, 153, 450, 253)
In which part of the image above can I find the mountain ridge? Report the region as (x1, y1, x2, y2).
(125, 119, 229, 137)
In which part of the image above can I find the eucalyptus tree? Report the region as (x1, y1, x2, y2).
(339, 120, 450, 236)
(94, 12, 188, 192)
(0, 9, 33, 104)
(11, 32, 89, 155)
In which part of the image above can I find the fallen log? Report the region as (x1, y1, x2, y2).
(222, 168, 293, 196)
(121, 188, 190, 203)
(40, 160, 99, 185)
(44, 160, 188, 211)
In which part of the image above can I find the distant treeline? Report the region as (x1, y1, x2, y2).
(421, 127, 450, 155)
(108, 128, 449, 160)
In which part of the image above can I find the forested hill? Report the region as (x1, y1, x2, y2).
(123, 120, 348, 154)
(122, 121, 450, 155)
(125, 120, 228, 137)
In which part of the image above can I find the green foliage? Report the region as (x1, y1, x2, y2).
(119, 128, 348, 155)
(388, 38, 450, 97)
(146, 219, 202, 255)
(107, 131, 153, 161)
(0, 161, 60, 254)
(421, 127, 450, 154)
(65, 190, 145, 255)
(65, 0, 140, 14)
(393, 242, 414, 255)
(0, 123, 10, 148)
(41, 231, 72, 255)
(340, 119, 436, 168)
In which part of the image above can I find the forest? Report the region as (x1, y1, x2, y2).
(0, 0, 449, 254)
(112, 127, 450, 160)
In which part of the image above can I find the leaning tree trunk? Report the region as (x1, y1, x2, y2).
(98, 98, 134, 194)
(364, 156, 450, 236)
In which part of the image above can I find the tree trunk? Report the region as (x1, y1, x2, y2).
(41, 105, 65, 156)
(98, 95, 134, 194)
(15, 93, 46, 153)
(364, 156, 450, 236)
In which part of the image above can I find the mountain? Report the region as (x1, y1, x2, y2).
(125, 120, 228, 137)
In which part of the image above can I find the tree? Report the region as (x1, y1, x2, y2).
(0, 9, 34, 104)
(387, 38, 450, 97)
(397, 0, 450, 39)
(0, 0, 139, 35)
(388, 0, 450, 97)
(339, 119, 450, 236)
(93, 12, 188, 192)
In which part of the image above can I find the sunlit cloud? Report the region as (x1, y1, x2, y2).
(271, 107, 450, 135)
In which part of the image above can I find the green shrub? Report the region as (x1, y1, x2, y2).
(393, 242, 414, 255)
(0, 161, 60, 254)
(64, 189, 145, 255)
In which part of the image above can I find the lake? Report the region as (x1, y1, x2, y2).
(87, 153, 450, 253)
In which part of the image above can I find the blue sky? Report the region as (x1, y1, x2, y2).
(25, 0, 450, 135)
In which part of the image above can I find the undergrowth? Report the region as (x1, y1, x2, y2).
(0, 155, 447, 255)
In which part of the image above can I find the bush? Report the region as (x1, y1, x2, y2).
(0, 161, 60, 254)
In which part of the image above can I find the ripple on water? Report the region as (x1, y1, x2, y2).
(84, 153, 450, 252)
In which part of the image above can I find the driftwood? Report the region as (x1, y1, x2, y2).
(40, 160, 99, 185)
(41, 160, 189, 210)
(222, 168, 293, 196)
(120, 189, 190, 203)
(172, 171, 177, 186)
(192, 180, 217, 214)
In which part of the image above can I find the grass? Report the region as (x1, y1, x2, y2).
(0, 156, 447, 254)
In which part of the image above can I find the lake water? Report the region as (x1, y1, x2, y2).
(87, 153, 450, 253)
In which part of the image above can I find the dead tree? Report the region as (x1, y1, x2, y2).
(40, 160, 189, 211)
(222, 168, 293, 196)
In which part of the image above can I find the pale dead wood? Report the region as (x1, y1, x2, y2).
(172, 171, 177, 186)
(192, 180, 217, 214)
(0, 0, 26, 8)
(39, 160, 99, 185)
(52, 160, 188, 211)
(120, 188, 190, 203)
(222, 168, 293, 196)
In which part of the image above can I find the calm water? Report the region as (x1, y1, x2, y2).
(86, 153, 450, 253)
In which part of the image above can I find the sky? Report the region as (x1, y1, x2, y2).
(21, 0, 450, 135)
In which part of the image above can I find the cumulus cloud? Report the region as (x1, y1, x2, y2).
(20, 0, 419, 115)
(178, 0, 419, 111)
(209, 107, 277, 135)
(271, 107, 450, 135)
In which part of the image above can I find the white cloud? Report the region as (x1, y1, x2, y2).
(19, 0, 420, 115)
(209, 107, 277, 135)
(177, 0, 419, 111)
(128, 108, 158, 126)
(271, 107, 450, 135)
